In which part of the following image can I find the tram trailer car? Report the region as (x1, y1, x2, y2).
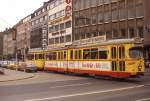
(26, 50, 45, 71)
(44, 39, 144, 79)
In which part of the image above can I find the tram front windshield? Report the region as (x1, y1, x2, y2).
(129, 47, 143, 59)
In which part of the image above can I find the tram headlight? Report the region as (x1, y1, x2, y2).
(138, 66, 142, 71)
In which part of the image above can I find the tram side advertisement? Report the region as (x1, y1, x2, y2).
(81, 61, 111, 71)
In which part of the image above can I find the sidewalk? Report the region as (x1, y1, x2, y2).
(0, 69, 35, 82)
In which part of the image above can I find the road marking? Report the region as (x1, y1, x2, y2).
(136, 98, 150, 101)
(25, 85, 144, 101)
(50, 83, 91, 89)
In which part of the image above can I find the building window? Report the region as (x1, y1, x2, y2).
(119, 0, 126, 20)
(42, 8, 45, 12)
(136, 0, 144, 17)
(80, 0, 85, 10)
(104, 0, 110, 4)
(49, 38, 54, 45)
(128, 0, 135, 19)
(60, 36, 65, 43)
(86, 33, 91, 38)
(60, 23, 65, 30)
(55, 37, 59, 44)
(98, 0, 103, 5)
(91, 0, 97, 7)
(81, 33, 86, 39)
(55, 25, 59, 32)
(40, 17, 43, 22)
(65, 21, 71, 28)
(47, 5, 49, 10)
(92, 14, 97, 24)
(121, 29, 127, 38)
(31, 22, 34, 26)
(104, 7, 111, 22)
(50, 3, 55, 9)
(112, 4, 118, 21)
(138, 27, 144, 38)
(66, 35, 71, 42)
(129, 28, 135, 38)
(98, 12, 103, 23)
(49, 26, 54, 33)
(112, 29, 119, 38)
(85, 0, 90, 9)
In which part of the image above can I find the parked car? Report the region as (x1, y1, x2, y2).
(18, 62, 37, 73)
(7, 61, 17, 70)
(25, 61, 37, 73)
(1, 61, 9, 68)
(25, 66, 37, 73)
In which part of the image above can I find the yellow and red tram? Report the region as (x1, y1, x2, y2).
(44, 39, 144, 78)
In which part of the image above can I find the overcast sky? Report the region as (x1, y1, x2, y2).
(0, 0, 48, 32)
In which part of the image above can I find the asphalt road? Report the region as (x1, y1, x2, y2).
(0, 71, 150, 101)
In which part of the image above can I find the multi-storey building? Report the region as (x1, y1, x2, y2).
(16, 15, 31, 59)
(0, 32, 3, 59)
(2, 28, 16, 60)
(47, 0, 72, 49)
(30, 1, 52, 49)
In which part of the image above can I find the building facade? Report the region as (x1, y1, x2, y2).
(0, 32, 3, 59)
(47, 0, 72, 49)
(16, 15, 31, 60)
(72, 0, 144, 45)
(2, 29, 16, 60)
(30, 1, 52, 49)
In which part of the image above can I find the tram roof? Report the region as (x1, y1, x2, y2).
(44, 38, 143, 51)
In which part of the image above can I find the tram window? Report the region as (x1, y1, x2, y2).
(70, 50, 74, 60)
(75, 50, 78, 59)
(58, 52, 61, 60)
(79, 50, 82, 59)
(99, 51, 107, 59)
(91, 48, 98, 59)
(35, 54, 38, 60)
(111, 47, 117, 59)
(27, 54, 34, 60)
(48, 53, 52, 60)
(46, 53, 50, 60)
(52, 52, 57, 60)
(64, 51, 67, 60)
(83, 49, 91, 59)
(119, 47, 125, 59)
(129, 47, 143, 59)
(61, 52, 64, 60)
(39, 54, 44, 59)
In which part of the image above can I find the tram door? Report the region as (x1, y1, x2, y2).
(111, 46, 125, 72)
(118, 46, 125, 71)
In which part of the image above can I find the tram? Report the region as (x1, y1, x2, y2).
(44, 38, 144, 78)
(26, 49, 45, 70)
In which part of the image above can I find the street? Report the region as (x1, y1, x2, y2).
(0, 70, 150, 101)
